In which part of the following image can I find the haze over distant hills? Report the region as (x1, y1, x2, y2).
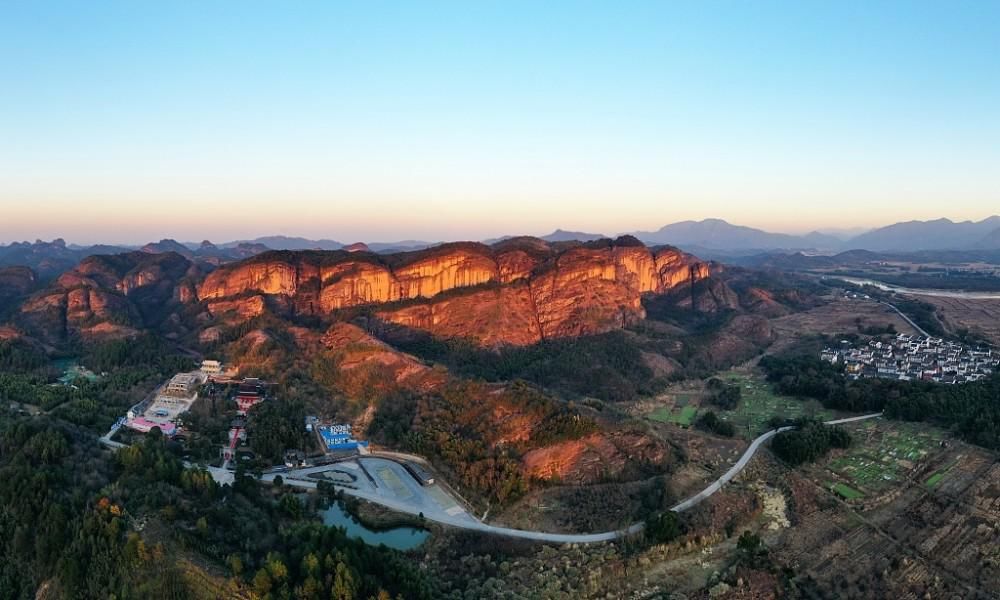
(846, 217, 1000, 252)
(626, 216, 1000, 254)
(217, 235, 343, 251)
(4, 216, 999, 279)
(626, 219, 842, 252)
(539, 229, 607, 243)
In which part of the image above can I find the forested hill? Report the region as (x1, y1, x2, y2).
(0, 408, 434, 599)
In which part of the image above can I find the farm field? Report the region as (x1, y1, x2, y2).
(922, 296, 1000, 346)
(924, 460, 958, 489)
(769, 296, 918, 352)
(716, 370, 832, 437)
(649, 403, 698, 427)
(774, 439, 1000, 598)
(831, 482, 864, 500)
(824, 420, 945, 495)
(925, 472, 944, 488)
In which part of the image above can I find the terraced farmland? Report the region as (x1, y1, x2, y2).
(716, 370, 832, 437)
(826, 421, 945, 494)
(831, 482, 864, 500)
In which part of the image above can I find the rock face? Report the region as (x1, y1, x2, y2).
(321, 322, 446, 396)
(521, 431, 669, 485)
(18, 252, 195, 342)
(0, 266, 38, 295)
(0, 266, 39, 321)
(197, 237, 711, 345)
(342, 242, 370, 253)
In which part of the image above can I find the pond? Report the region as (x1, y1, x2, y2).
(321, 503, 429, 551)
(52, 359, 100, 385)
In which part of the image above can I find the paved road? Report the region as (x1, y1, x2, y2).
(98, 417, 128, 449)
(668, 425, 795, 512)
(266, 459, 640, 543)
(268, 413, 884, 543)
(880, 301, 930, 337)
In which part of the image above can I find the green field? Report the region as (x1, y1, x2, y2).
(716, 371, 832, 437)
(831, 482, 864, 500)
(925, 472, 945, 488)
(826, 423, 944, 493)
(650, 405, 698, 427)
(924, 460, 957, 489)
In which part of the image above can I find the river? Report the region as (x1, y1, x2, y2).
(833, 277, 1000, 300)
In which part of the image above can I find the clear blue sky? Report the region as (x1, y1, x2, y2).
(1, 1, 998, 244)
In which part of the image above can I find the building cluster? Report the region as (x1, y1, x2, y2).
(314, 422, 369, 452)
(127, 370, 207, 437)
(200, 359, 239, 380)
(236, 378, 267, 415)
(164, 373, 200, 397)
(821, 333, 998, 384)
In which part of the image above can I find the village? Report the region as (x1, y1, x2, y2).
(821, 333, 998, 384)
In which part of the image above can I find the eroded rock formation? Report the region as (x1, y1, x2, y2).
(197, 237, 711, 345)
(18, 252, 195, 341)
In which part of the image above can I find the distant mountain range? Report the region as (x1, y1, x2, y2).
(540, 217, 1000, 253)
(484, 229, 607, 245)
(0, 239, 132, 279)
(217, 235, 343, 251)
(626, 219, 842, 252)
(214, 236, 434, 253)
(539, 229, 607, 243)
(626, 217, 1000, 254)
(846, 217, 1000, 252)
(4, 217, 998, 280)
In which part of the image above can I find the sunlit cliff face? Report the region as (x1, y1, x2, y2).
(196, 238, 711, 346)
(13, 238, 712, 347)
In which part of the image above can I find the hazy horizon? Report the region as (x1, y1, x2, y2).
(3, 212, 1000, 247)
(3, 2, 998, 245)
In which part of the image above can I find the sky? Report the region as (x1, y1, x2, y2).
(1, 1, 999, 245)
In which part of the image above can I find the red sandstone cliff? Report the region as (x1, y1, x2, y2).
(196, 237, 711, 346)
(18, 252, 195, 341)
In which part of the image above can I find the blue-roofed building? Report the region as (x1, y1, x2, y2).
(317, 424, 369, 452)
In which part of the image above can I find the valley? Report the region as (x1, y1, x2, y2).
(6, 3, 999, 596)
(1, 236, 998, 599)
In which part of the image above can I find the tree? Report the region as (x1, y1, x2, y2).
(253, 568, 273, 596)
(227, 553, 243, 577)
(737, 530, 764, 558)
(246, 400, 307, 464)
(332, 561, 358, 600)
(645, 511, 683, 544)
(695, 410, 735, 437)
(771, 420, 852, 466)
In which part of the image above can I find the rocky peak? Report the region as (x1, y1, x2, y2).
(17, 252, 194, 342)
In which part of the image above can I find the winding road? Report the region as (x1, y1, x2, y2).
(270, 412, 884, 544)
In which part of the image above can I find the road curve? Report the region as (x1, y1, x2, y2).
(668, 425, 795, 512)
(268, 412, 883, 543)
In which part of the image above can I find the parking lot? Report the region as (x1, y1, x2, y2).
(273, 457, 476, 526)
